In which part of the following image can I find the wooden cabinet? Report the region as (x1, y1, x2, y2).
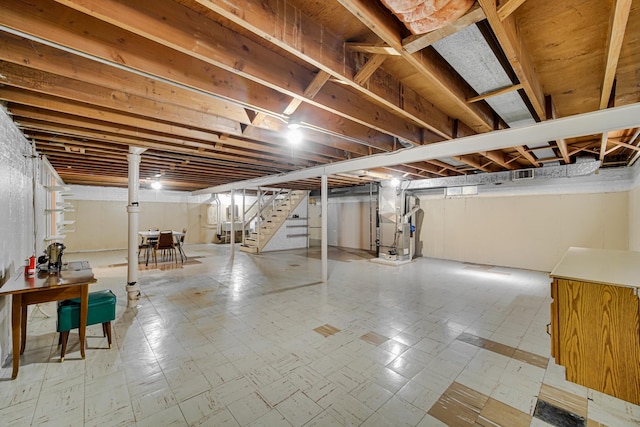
(550, 247, 640, 405)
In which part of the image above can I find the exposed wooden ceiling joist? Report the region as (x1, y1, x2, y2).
(0, 0, 636, 192)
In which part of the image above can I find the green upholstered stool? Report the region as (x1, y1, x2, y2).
(56, 289, 116, 361)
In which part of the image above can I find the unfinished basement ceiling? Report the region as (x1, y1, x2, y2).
(432, 23, 556, 162)
(0, 0, 638, 191)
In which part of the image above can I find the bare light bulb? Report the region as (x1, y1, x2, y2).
(288, 128, 303, 144)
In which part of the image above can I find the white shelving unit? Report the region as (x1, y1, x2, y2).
(45, 185, 75, 242)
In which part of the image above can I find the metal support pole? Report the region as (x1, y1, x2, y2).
(126, 146, 146, 303)
(321, 174, 328, 282)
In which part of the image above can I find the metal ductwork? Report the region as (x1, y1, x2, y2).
(203, 193, 223, 235)
(405, 159, 602, 190)
(380, 0, 475, 34)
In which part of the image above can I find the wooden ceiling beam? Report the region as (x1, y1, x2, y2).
(29, 129, 282, 169)
(36, 137, 294, 179)
(497, 0, 527, 21)
(345, 43, 400, 56)
(337, 0, 497, 133)
(12, 108, 335, 163)
(477, 0, 545, 121)
(599, 0, 632, 110)
(0, 32, 253, 124)
(0, 61, 245, 135)
(353, 55, 388, 86)
(51, 172, 214, 191)
(5, 92, 355, 161)
(25, 125, 310, 169)
(282, 70, 332, 118)
(402, 3, 487, 54)
(337, 0, 525, 172)
(467, 84, 523, 104)
(41, 151, 275, 181)
(609, 140, 640, 152)
(481, 151, 517, 170)
(600, 133, 611, 161)
(182, 0, 456, 139)
(39, 0, 423, 144)
(545, 95, 570, 164)
(428, 159, 466, 174)
(452, 155, 495, 172)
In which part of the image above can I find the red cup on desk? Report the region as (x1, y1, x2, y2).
(27, 256, 36, 275)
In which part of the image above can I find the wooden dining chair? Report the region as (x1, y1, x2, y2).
(177, 228, 187, 262)
(153, 230, 177, 266)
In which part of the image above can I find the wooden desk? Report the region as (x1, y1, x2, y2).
(0, 261, 96, 379)
(550, 247, 640, 404)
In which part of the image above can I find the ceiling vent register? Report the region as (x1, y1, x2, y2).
(512, 169, 534, 180)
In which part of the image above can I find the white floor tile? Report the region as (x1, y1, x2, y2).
(3, 245, 634, 427)
(275, 391, 322, 426)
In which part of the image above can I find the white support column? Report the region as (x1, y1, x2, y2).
(230, 189, 235, 259)
(242, 189, 246, 241)
(321, 174, 328, 282)
(126, 146, 146, 303)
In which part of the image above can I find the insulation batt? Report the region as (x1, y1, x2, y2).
(380, 0, 438, 14)
(381, 0, 475, 34)
(395, 0, 452, 20)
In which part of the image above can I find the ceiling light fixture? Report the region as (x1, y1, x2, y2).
(287, 118, 301, 130)
(151, 181, 162, 190)
(287, 128, 303, 145)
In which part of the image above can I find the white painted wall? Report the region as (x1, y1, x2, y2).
(0, 108, 44, 365)
(326, 197, 376, 250)
(322, 166, 639, 272)
(630, 165, 640, 252)
(62, 186, 247, 251)
(420, 191, 628, 272)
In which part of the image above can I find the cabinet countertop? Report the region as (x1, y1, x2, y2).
(550, 247, 640, 289)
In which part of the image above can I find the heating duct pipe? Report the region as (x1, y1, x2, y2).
(213, 194, 222, 237)
(202, 193, 222, 239)
(403, 196, 420, 224)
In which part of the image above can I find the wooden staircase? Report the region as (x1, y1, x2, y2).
(239, 190, 307, 254)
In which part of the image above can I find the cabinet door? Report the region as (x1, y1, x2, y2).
(556, 278, 640, 405)
(549, 279, 559, 360)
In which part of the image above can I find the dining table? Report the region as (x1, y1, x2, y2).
(138, 230, 186, 265)
(0, 261, 96, 379)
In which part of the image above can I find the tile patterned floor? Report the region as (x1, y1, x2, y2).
(2, 244, 640, 426)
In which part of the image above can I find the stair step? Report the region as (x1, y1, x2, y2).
(239, 245, 258, 253)
(241, 190, 307, 256)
